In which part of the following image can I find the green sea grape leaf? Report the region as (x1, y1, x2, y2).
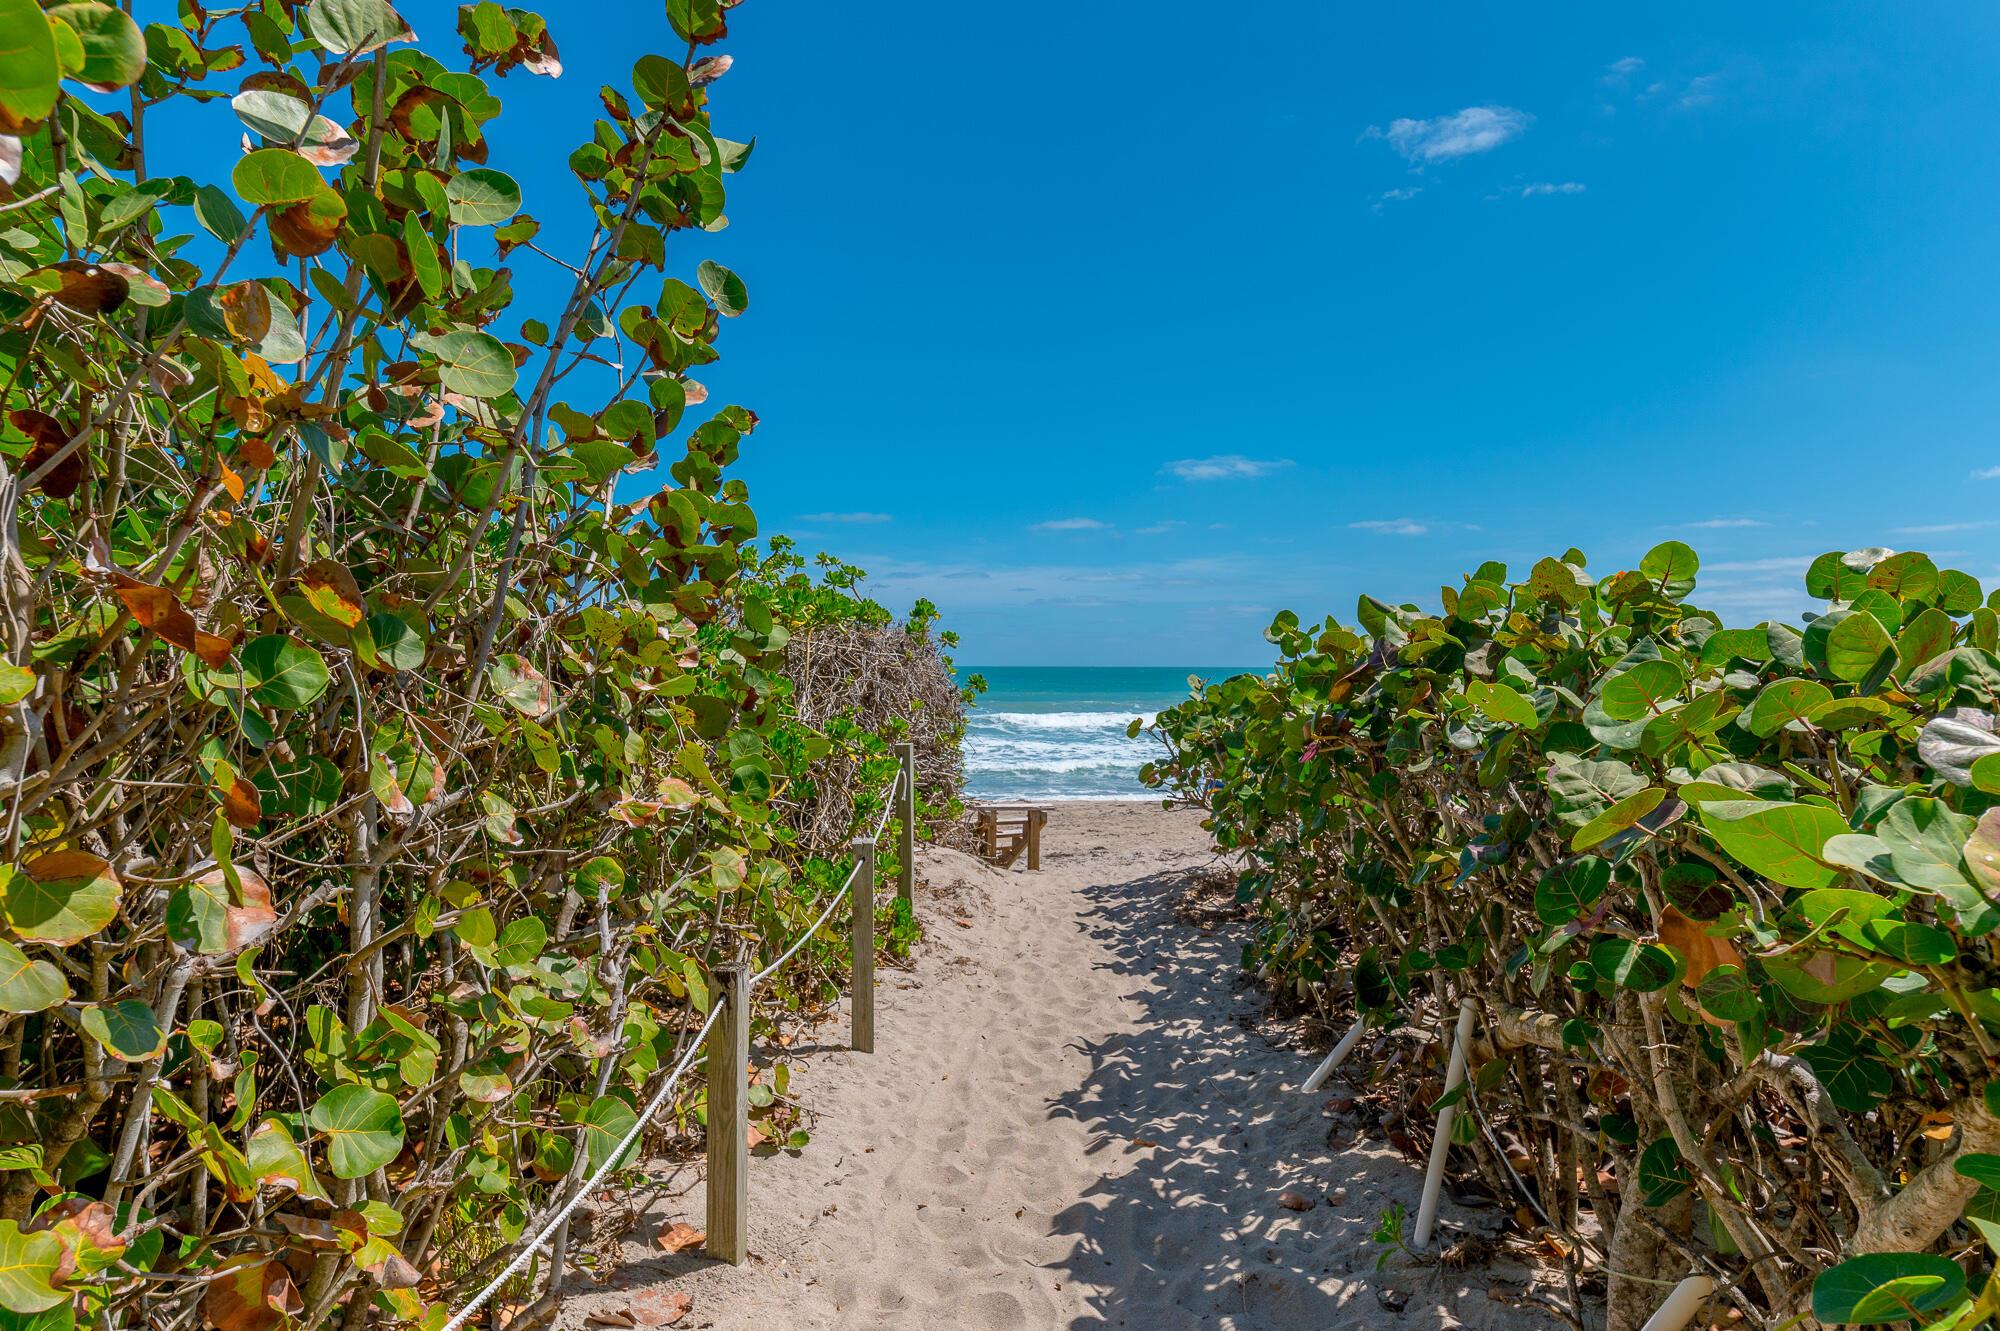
(1699, 801, 1848, 890)
(308, 1085, 405, 1178)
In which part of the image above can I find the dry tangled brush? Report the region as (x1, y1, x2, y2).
(783, 624, 978, 854)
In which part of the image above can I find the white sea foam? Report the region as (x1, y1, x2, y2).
(964, 705, 1163, 798)
(980, 710, 1157, 730)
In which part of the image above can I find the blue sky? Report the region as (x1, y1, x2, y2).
(185, 3, 2000, 663)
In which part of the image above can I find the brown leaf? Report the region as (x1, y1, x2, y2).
(44, 260, 129, 314)
(192, 867, 279, 952)
(113, 577, 235, 667)
(687, 55, 732, 86)
(298, 116, 360, 166)
(201, 1255, 301, 1331)
(270, 191, 347, 259)
(99, 261, 169, 304)
(10, 408, 85, 498)
(1277, 1190, 1314, 1212)
(301, 559, 365, 627)
(585, 1309, 636, 1328)
(214, 761, 264, 830)
(631, 1292, 693, 1327)
(652, 1222, 704, 1255)
(219, 281, 272, 343)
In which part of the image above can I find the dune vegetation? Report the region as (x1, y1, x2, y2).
(1144, 543, 2000, 1329)
(0, 0, 969, 1326)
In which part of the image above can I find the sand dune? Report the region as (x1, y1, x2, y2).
(558, 804, 1569, 1330)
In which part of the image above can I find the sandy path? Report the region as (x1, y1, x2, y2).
(560, 804, 1566, 1331)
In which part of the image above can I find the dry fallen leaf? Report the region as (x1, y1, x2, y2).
(653, 1222, 705, 1255)
(585, 1309, 636, 1328)
(631, 1292, 693, 1327)
(1277, 1190, 1314, 1212)
(1131, 1137, 1158, 1149)
(954, 918, 974, 929)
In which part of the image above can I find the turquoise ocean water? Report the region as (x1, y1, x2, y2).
(956, 666, 1257, 800)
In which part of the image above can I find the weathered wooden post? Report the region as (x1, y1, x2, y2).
(895, 741, 916, 911)
(1026, 808, 1045, 870)
(704, 963, 749, 1265)
(1412, 997, 1476, 1249)
(851, 837, 876, 1054)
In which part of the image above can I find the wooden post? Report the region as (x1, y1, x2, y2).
(1301, 1016, 1366, 1094)
(1638, 1276, 1714, 1331)
(704, 963, 749, 1265)
(895, 742, 915, 912)
(1413, 997, 1476, 1250)
(1025, 809, 1044, 871)
(850, 838, 875, 1054)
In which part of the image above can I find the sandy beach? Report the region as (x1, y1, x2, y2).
(558, 804, 1569, 1330)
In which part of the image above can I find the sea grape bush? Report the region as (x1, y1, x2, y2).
(1142, 543, 2000, 1330)
(0, 1, 943, 1327)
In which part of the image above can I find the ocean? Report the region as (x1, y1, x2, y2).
(956, 666, 1258, 801)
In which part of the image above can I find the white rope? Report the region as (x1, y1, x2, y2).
(439, 1002, 722, 1331)
(437, 768, 907, 1331)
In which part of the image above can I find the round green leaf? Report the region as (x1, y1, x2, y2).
(1825, 611, 1895, 684)
(1599, 660, 1686, 722)
(1955, 1153, 2000, 1190)
(697, 260, 748, 317)
(419, 329, 517, 399)
(0, 663, 33, 705)
(1638, 540, 1698, 600)
(0, 0, 61, 127)
(1747, 678, 1833, 736)
(231, 88, 313, 142)
(445, 168, 522, 226)
(1535, 857, 1611, 925)
(47, 3, 145, 90)
(4, 851, 121, 945)
(1466, 679, 1537, 729)
(1812, 1252, 1964, 1325)
(79, 999, 168, 1061)
(578, 1094, 639, 1171)
(239, 635, 330, 710)
(1694, 965, 1759, 1023)
(1589, 938, 1680, 992)
(1699, 800, 1849, 890)
(0, 1221, 66, 1313)
(0, 939, 66, 1013)
(305, 0, 413, 54)
(231, 149, 327, 207)
(488, 653, 552, 716)
(308, 1085, 406, 1179)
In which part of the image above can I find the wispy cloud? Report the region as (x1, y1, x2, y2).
(1351, 518, 1433, 537)
(1136, 520, 1186, 536)
(1682, 517, 1768, 529)
(800, 511, 892, 523)
(1031, 517, 1111, 532)
(1493, 181, 1586, 199)
(1891, 520, 1996, 536)
(1604, 56, 1645, 84)
(1642, 72, 1724, 110)
(1163, 455, 1295, 482)
(1973, 466, 2000, 480)
(1364, 105, 1532, 163)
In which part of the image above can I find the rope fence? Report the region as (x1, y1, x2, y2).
(441, 741, 919, 1330)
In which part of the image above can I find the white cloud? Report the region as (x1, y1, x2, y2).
(1604, 56, 1645, 83)
(1031, 517, 1111, 532)
(1163, 455, 1295, 482)
(1682, 517, 1768, 529)
(1365, 105, 1532, 163)
(1496, 181, 1586, 199)
(1136, 520, 1186, 536)
(1351, 518, 1432, 537)
(1891, 520, 1995, 536)
(800, 511, 892, 523)
(1678, 73, 1722, 108)
(1973, 466, 2000, 480)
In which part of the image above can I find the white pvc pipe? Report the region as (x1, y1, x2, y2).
(1638, 1276, 1714, 1331)
(1412, 998, 1476, 1249)
(1301, 1017, 1365, 1094)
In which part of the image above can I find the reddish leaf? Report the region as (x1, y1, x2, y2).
(632, 1291, 693, 1327)
(219, 282, 272, 343)
(652, 1222, 704, 1255)
(43, 260, 129, 314)
(10, 408, 85, 498)
(201, 1255, 301, 1331)
(113, 578, 235, 667)
(301, 559, 365, 627)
